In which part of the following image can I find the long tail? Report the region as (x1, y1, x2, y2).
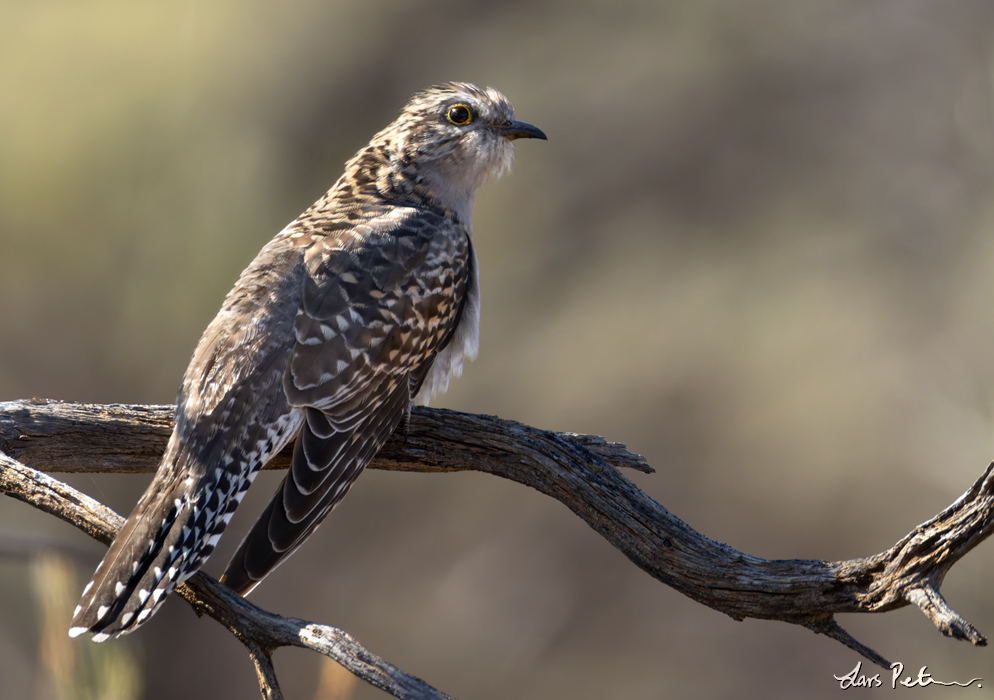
(69, 450, 256, 641)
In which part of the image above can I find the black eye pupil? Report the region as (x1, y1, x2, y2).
(448, 106, 471, 125)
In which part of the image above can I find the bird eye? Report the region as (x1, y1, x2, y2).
(446, 104, 473, 126)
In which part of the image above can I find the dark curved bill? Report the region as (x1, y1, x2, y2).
(500, 120, 547, 141)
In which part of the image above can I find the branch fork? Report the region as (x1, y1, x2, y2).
(2, 399, 993, 698)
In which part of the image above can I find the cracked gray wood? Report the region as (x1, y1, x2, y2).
(2, 398, 993, 698)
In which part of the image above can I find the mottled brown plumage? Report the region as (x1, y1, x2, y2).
(70, 82, 545, 641)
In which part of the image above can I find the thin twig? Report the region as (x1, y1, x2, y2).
(246, 642, 284, 700)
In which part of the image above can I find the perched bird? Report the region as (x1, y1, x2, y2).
(69, 82, 545, 641)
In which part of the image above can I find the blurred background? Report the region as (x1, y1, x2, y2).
(3, 0, 994, 698)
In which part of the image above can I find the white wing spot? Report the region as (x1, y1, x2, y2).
(138, 589, 150, 604)
(114, 581, 125, 596)
(96, 605, 109, 619)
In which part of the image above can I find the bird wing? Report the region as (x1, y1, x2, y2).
(220, 207, 470, 594)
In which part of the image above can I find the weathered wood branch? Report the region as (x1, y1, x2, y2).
(0, 448, 456, 700)
(2, 398, 993, 697)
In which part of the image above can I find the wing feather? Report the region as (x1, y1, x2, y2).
(219, 209, 469, 595)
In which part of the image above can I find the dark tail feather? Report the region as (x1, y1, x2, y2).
(69, 472, 229, 641)
(69, 487, 187, 640)
(71, 409, 301, 640)
(218, 487, 290, 596)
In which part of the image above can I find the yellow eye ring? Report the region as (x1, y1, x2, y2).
(446, 104, 473, 126)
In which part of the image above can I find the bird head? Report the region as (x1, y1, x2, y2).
(376, 82, 547, 223)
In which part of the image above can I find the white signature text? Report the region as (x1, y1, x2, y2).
(834, 661, 982, 689)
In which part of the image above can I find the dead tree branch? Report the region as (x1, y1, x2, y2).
(0, 447, 456, 700)
(2, 398, 993, 697)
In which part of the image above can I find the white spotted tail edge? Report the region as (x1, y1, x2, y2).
(68, 445, 265, 641)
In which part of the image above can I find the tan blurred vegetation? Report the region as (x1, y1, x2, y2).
(4, 1, 994, 698)
(32, 553, 141, 700)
